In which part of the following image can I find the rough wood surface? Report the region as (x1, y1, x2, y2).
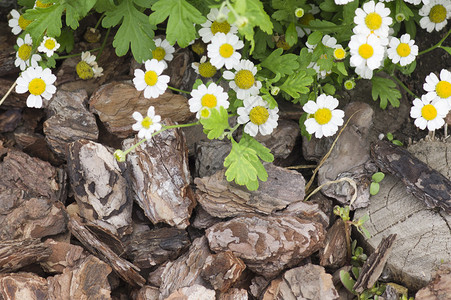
(89, 81, 192, 138)
(67, 139, 132, 237)
(0, 150, 67, 240)
(195, 139, 232, 178)
(201, 251, 246, 292)
(40, 239, 85, 274)
(206, 214, 325, 278)
(194, 165, 306, 218)
(68, 215, 145, 287)
(0, 272, 48, 299)
(43, 89, 99, 159)
(371, 140, 451, 213)
(218, 288, 249, 300)
(132, 286, 160, 300)
(354, 234, 397, 293)
(354, 139, 451, 290)
(415, 263, 451, 299)
(0, 239, 52, 272)
(255, 119, 300, 160)
(124, 121, 195, 228)
(165, 284, 216, 300)
(158, 236, 211, 299)
(126, 227, 190, 268)
(319, 218, 350, 269)
(262, 264, 339, 300)
(47, 255, 112, 300)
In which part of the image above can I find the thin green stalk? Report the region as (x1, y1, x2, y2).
(55, 47, 102, 59)
(390, 75, 418, 98)
(418, 28, 451, 56)
(167, 86, 191, 94)
(94, 13, 105, 30)
(96, 27, 111, 61)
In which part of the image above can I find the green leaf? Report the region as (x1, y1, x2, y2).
(386, 132, 393, 140)
(261, 48, 300, 76)
(192, 79, 203, 90)
(299, 112, 312, 140)
(307, 31, 322, 46)
(336, 62, 348, 76)
(372, 172, 385, 183)
(340, 270, 357, 295)
(23, 5, 65, 42)
(94, 0, 116, 13)
(371, 76, 401, 109)
(64, 0, 97, 30)
(342, 0, 359, 24)
(392, 140, 403, 146)
(103, 0, 155, 62)
(323, 83, 336, 95)
(370, 182, 380, 195)
(405, 19, 416, 39)
(279, 70, 314, 98)
(57, 27, 75, 53)
(320, 0, 339, 12)
(285, 22, 298, 46)
(149, 0, 205, 48)
(18, 0, 35, 8)
(199, 107, 230, 139)
(395, 0, 414, 21)
(441, 46, 451, 55)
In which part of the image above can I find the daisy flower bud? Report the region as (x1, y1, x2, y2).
(344, 79, 356, 90)
(192, 56, 217, 78)
(84, 27, 101, 43)
(295, 8, 305, 18)
(271, 86, 280, 96)
(76, 51, 103, 80)
(395, 13, 405, 22)
(114, 150, 126, 162)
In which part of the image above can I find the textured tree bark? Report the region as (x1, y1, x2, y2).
(0, 239, 52, 272)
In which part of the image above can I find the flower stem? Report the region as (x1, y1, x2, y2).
(418, 28, 451, 56)
(0, 80, 17, 107)
(96, 27, 111, 61)
(167, 85, 191, 94)
(390, 74, 418, 98)
(94, 13, 105, 30)
(56, 47, 102, 59)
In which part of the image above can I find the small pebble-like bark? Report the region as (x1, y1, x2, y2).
(201, 251, 246, 292)
(165, 284, 215, 300)
(319, 218, 350, 269)
(40, 239, 86, 274)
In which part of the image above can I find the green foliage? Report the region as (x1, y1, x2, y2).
(200, 107, 230, 139)
(224, 134, 274, 190)
(102, 0, 155, 62)
(371, 76, 401, 109)
(57, 28, 75, 53)
(386, 132, 403, 146)
(260, 48, 299, 76)
(279, 70, 314, 98)
(149, 0, 205, 48)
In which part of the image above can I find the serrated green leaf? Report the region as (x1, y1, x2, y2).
(323, 83, 336, 95)
(285, 22, 298, 46)
(62, 0, 97, 30)
(342, 0, 358, 24)
(279, 70, 313, 98)
(23, 5, 65, 42)
(149, 0, 205, 48)
(371, 76, 401, 109)
(298, 47, 313, 69)
(320, 0, 339, 12)
(307, 31, 322, 46)
(199, 107, 230, 139)
(94, 0, 116, 13)
(18, 0, 35, 8)
(370, 182, 380, 195)
(244, 134, 274, 163)
(192, 79, 203, 90)
(261, 48, 299, 76)
(103, 0, 155, 62)
(316, 46, 334, 72)
(372, 172, 385, 183)
(57, 27, 74, 53)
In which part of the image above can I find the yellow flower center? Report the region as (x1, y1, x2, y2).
(200, 107, 211, 119)
(18, 15, 32, 30)
(314, 108, 332, 125)
(35, 0, 53, 8)
(234, 70, 255, 90)
(333, 48, 346, 60)
(436, 81, 451, 99)
(295, 8, 305, 18)
(429, 5, 446, 24)
(365, 12, 382, 30)
(299, 13, 315, 26)
(198, 61, 217, 78)
(144, 70, 158, 86)
(18, 44, 32, 61)
(358, 43, 374, 59)
(421, 104, 437, 121)
(201, 94, 218, 108)
(219, 43, 234, 58)
(44, 38, 56, 50)
(76, 61, 94, 80)
(141, 116, 153, 129)
(249, 106, 269, 125)
(211, 21, 231, 35)
(28, 78, 46, 95)
(396, 43, 411, 57)
(152, 47, 166, 61)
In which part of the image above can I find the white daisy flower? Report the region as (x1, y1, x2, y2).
(8, 9, 32, 35)
(37, 36, 60, 57)
(223, 59, 262, 100)
(410, 95, 449, 131)
(419, 0, 451, 32)
(349, 34, 385, 71)
(76, 51, 103, 80)
(15, 66, 56, 108)
(133, 59, 170, 99)
(188, 82, 229, 119)
(198, 7, 238, 43)
(423, 69, 451, 107)
(207, 32, 244, 70)
(353, 1, 393, 38)
(404, 0, 430, 5)
(387, 34, 418, 66)
(322, 35, 338, 48)
(354, 64, 375, 79)
(335, 0, 356, 4)
(132, 106, 162, 140)
(152, 38, 175, 66)
(303, 94, 345, 138)
(237, 96, 279, 136)
(191, 56, 217, 78)
(15, 34, 42, 71)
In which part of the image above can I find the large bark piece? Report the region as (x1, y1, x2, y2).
(0, 150, 66, 240)
(44, 89, 99, 159)
(165, 284, 216, 300)
(47, 255, 112, 300)
(319, 218, 350, 269)
(40, 239, 86, 274)
(124, 122, 195, 229)
(206, 214, 325, 278)
(89, 81, 192, 138)
(0, 272, 48, 299)
(158, 237, 211, 299)
(195, 165, 306, 218)
(67, 139, 132, 237)
(0, 239, 52, 272)
(68, 215, 145, 287)
(201, 251, 246, 292)
(416, 263, 451, 300)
